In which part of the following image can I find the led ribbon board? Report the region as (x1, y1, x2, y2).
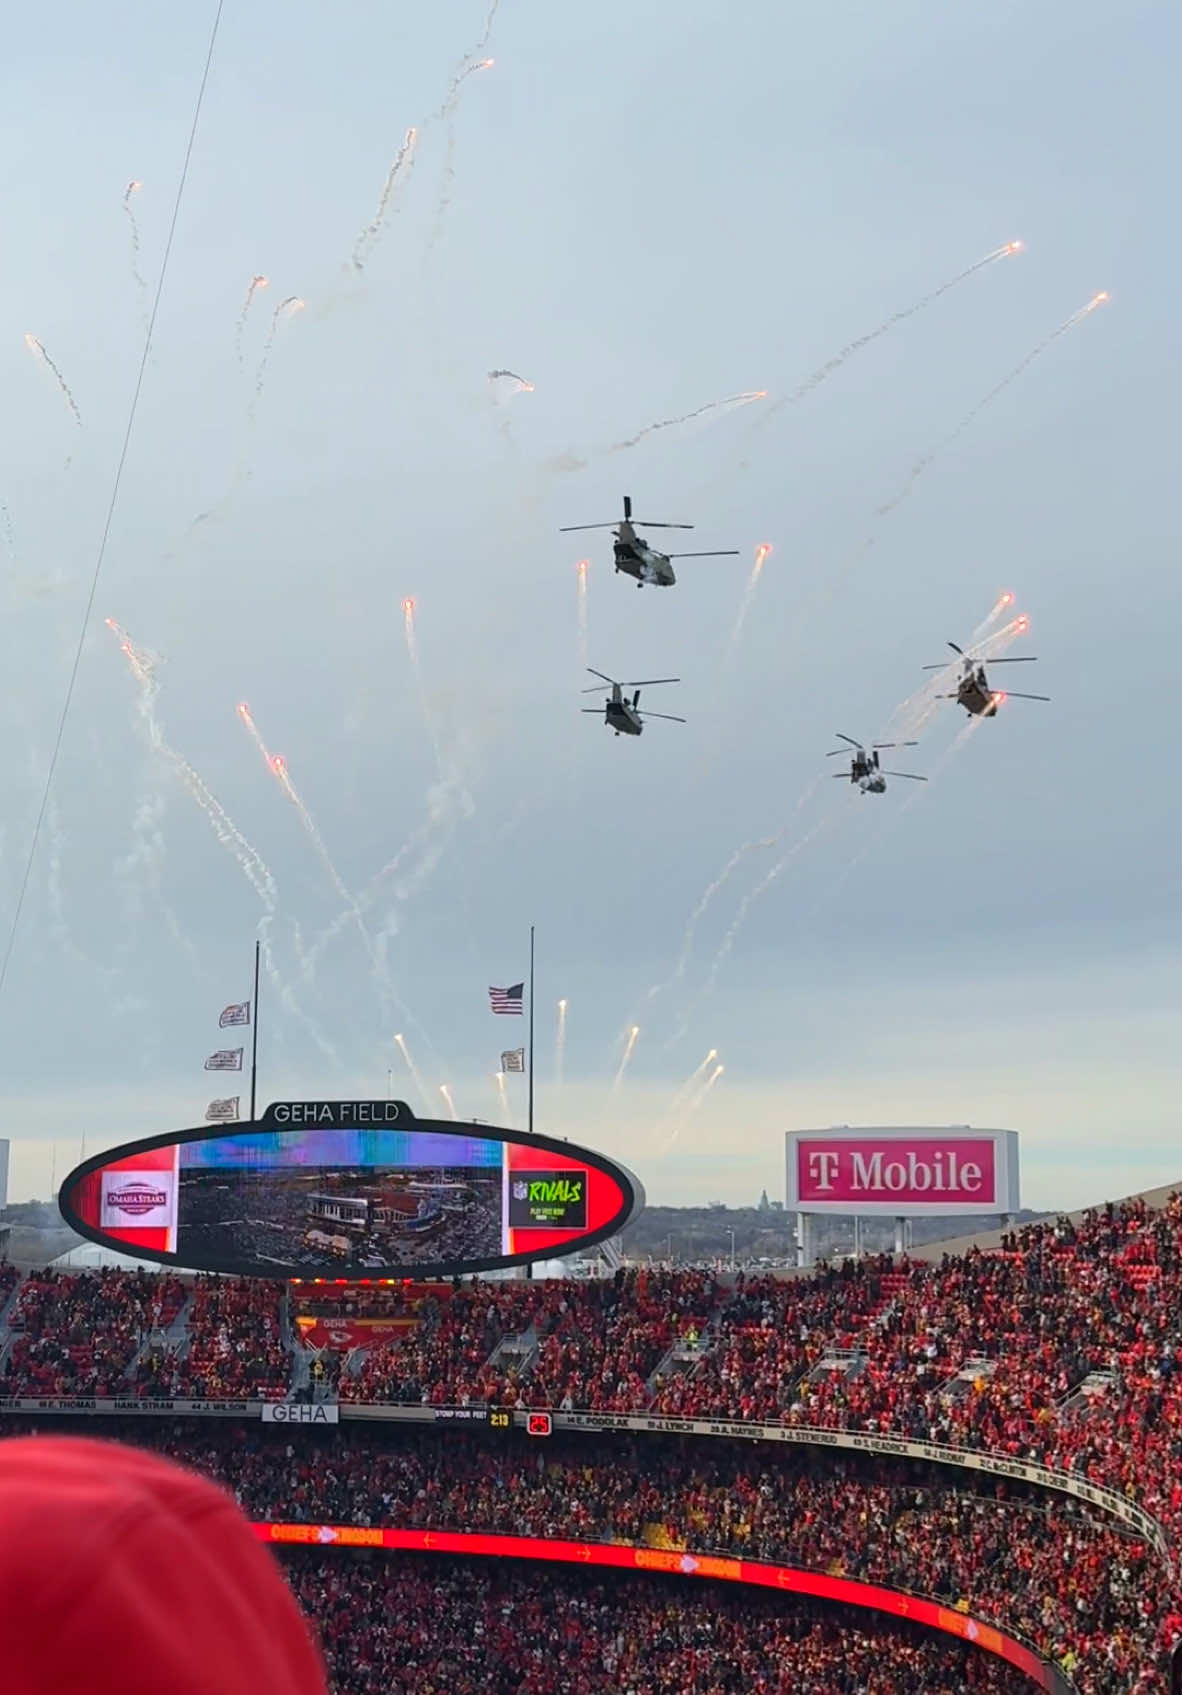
(59, 1101, 643, 1279)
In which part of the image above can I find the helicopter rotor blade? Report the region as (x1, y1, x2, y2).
(580, 709, 605, 714)
(996, 691, 1050, 701)
(559, 522, 625, 532)
(981, 656, 1039, 663)
(623, 494, 632, 521)
(623, 677, 680, 687)
(630, 521, 695, 529)
(881, 771, 928, 781)
(833, 733, 863, 749)
(638, 712, 686, 724)
(585, 668, 616, 684)
(872, 741, 917, 749)
(948, 641, 964, 655)
(666, 549, 742, 558)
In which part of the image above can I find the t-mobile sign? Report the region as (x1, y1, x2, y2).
(785, 1128, 1020, 1217)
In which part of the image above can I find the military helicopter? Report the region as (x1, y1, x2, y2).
(924, 641, 1050, 717)
(826, 734, 927, 794)
(560, 495, 739, 587)
(580, 669, 685, 737)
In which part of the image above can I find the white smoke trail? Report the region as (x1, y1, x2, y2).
(234, 274, 269, 366)
(723, 543, 773, 669)
(353, 128, 419, 271)
(555, 999, 568, 1089)
(495, 1071, 511, 1126)
(252, 296, 305, 411)
(122, 180, 147, 312)
(575, 561, 589, 672)
(876, 294, 1109, 519)
(395, 1033, 435, 1115)
(699, 815, 836, 1000)
(439, 1083, 459, 1121)
(611, 1026, 640, 1094)
(25, 334, 82, 428)
(757, 242, 1024, 433)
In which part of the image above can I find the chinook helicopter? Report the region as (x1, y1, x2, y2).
(826, 734, 927, 794)
(560, 495, 739, 587)
(924, 641, 1050, 717)
(580, 669, 685, 736)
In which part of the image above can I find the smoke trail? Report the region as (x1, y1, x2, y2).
(253, 296, 305, 405)
(723, 542, 773, 669)
(122, 180, 147, 302)
(495, 1070, 511, 1126)
(439, 1083, 459, 1121)
(758, 241, 1024, 432)
(24, 334, 82, 427)
(611, 1025, 641, 1094)
(234, 273, 269, 366)
(575, 561, 589, 671)
(657, 1049, 718, 1151)
(555, 999, 568, 1088)
(395, 1032, 435, 1114)
(686, 1063, 724, 1115)
(607, 391, 766, 456)
(489, 369, 535, 394)
(700, 815, 836, 1000)
(655, 776, 823, 1010)
(969, 591, 1014, 648)
(876, 293, 1109, 519)
(352, 128, 419, 271)
(105, 621, 335, 1059)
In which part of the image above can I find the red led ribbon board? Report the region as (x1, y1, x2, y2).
(251, 1525, 1059, 1690)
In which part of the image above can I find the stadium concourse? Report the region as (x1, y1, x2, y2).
(3, 1190, 1182, 1690)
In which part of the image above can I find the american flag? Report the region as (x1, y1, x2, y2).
(204, 1047, 244, 1072)
(501, 1048, 525, 1073)
(489, 983, 524, 1015)
(219, 1001, 250, 1028)
(205, 1097, 240, 1122)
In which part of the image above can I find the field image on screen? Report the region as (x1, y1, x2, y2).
(174, 1127, 504, 1274)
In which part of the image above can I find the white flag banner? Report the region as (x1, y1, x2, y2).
(204, 1048, 243, 1072)
(205, 1097, 240, 1122)
(219, 1001, 251, 1028)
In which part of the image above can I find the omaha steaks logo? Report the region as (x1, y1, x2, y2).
(105, 1180, 167, 1217)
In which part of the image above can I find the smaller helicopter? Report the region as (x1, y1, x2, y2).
(560, 494, 739, 587)
(924, 641, 1050, 717)
(826, 734, 926, 794)
(580, 669, 685, 737)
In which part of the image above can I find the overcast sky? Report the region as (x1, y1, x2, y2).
(1, 0, 1179, 1212)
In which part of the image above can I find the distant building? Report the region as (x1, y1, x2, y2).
(0, 1138, 8, 1212)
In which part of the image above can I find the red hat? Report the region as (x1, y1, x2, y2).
(0, 1435, 327, 1695)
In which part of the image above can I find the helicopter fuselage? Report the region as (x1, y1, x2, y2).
(604, 697, 643, 736)
(956, 667, 1003, 717)
(614, 528, 675, 588)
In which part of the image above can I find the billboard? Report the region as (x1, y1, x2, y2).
(785, 1126, 1020, 1217)
(59, 1101, 642, 1279)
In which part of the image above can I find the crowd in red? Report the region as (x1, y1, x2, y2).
(6, 1196, 1182, 1686)
(280, 1554, 1036, 1695)
(0, 1418, 1152, 1690)
(1, 1268, 185, 1398)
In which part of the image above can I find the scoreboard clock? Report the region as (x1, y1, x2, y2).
(487, 1408, 512, 1431)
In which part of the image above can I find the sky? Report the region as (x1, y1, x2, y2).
(1, 0, 1179, 1213)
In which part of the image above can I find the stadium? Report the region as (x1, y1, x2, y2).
(1, 1174, 1180, 1693)
(0, 0, 1173, 1691)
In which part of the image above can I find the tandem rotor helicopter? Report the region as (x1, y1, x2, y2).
(827, 735, 927, 795)
(561, 495, 739, 588)
(925, 641, 1050, 717)
(581, 669, 685, 737)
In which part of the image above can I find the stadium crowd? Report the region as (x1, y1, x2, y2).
(280, 1554, 1039, 1695)
(0, 1418, 1158, 1690)
(8, 1197, 1182, 1687)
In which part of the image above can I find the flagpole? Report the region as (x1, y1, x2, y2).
(249, 938, 260, 1123)
(527, 925, 535, 1136)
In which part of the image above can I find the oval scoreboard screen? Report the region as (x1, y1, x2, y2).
(58, 1101, 643, 1279)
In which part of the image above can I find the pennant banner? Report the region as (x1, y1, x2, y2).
(204, 1048, 244, 1072)
(205, 1097, 240, 1122)
(219, 1001, 251, 1029)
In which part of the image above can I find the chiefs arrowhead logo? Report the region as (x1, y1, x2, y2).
(577, 1546, 591, 1562)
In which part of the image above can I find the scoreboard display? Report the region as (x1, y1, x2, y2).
(59, 1100, 642, 1280)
